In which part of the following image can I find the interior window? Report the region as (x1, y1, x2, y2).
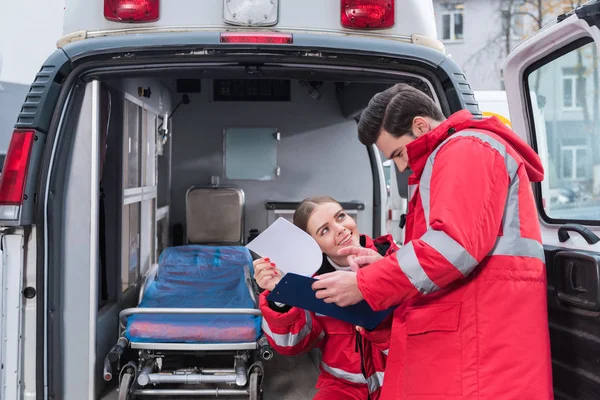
(123, 202, 141, 292)
(527, 39, 600, 222)
(224, 127, 279, 180)
(121, 97, 159, 292)
(125, 100, 141, 188)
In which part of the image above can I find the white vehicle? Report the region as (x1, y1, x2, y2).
(474, 90, 513, 127)
(1, 1, 600, 399)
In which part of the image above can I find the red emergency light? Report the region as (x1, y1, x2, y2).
(0, 130, 35, 206)
(220, 32, 293, 44)
(341, 0, 395, 30)
(104, 0, 160, 23)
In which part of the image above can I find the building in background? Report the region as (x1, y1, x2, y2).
(0, 0, 65, 84)
(433, 0, 511, 90)
(432, 0, 576, 90)
(0, 81, 29, 164)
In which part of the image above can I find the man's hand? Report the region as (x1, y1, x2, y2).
(337, 246, 383, 271)
(311, 271, 364, 306)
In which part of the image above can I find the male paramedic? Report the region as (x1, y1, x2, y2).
(312, 83, 554, 399)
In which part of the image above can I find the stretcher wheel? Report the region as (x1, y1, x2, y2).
(249, 370, 262, 400)
(118, 372, 133, 400)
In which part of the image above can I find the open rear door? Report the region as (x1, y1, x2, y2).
(504, 3, 600, 399)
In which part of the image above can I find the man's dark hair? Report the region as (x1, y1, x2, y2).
(357, 83, 445, 146)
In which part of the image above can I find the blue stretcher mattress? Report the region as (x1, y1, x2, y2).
(125, 245, 262, 344)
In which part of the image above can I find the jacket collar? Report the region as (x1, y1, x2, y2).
(406, 110, 474, 178)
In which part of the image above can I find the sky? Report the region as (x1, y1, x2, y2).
(0, 0, 66, 84)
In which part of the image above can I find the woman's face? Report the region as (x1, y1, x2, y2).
(305, 202, 360, 260)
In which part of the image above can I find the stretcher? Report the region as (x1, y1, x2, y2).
(104, 245, 271, 399)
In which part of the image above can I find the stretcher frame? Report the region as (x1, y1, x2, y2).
(106, 258, 271, 399)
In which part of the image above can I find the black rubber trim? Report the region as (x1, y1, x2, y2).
(264, 201, 365, 211)
(35, 67, 85, 400)
(15, 50, 71, 133)
(366, 145, 382, 238)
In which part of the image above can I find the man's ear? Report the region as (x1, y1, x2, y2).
(412, 116, 429, 136)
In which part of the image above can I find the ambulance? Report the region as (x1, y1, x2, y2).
(2, 1, 600, 399)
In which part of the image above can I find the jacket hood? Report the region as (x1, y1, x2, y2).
(407, 110, 544, 182)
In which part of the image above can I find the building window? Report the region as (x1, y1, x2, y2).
(561, 145, 590, 181)
(562, 75, 578, 109)
(562, 68, 585, 110)
(441, 4, 464, 42)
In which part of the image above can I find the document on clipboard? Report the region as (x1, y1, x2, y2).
(245, 217, 323, 277)
(266, 273, 395, 330)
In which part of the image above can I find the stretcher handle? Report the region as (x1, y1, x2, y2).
(108, 337, 129, 363)
(103, 358, 113, 382)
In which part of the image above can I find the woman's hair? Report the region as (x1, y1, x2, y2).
(293, 196, 341, 233)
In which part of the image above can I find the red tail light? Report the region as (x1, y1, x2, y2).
(220, 32, 293, 44)
(341, 0, 395, 29)
(104, 0, 160, 22)
(0, 130, 35, 206)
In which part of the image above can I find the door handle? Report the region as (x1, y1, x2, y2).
(558, 224, 600, 244)
(567, 261, 587, 293)
(554, 251, 600, 311)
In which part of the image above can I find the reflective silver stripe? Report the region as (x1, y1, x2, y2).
(261, 310, 313, 347)
(321, 362, 367, 384)
(367, 372, 384, 393)
(421, 229, 478, 276)
(408, 184, 417, 201)
(382, 349, 389, 356)
(420, 156, 434, 227)
(502, 166, 521, 238)
(420, 130, 519, 229)
(396, 242, 439, 294)
(490, 236, 545, 262)
(320, 362, 383, 393)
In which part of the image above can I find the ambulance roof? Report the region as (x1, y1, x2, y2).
(60, 0, 443, 52)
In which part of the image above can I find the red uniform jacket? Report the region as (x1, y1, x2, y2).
(357, 110, 554, 399)
(260, 234, 399, 398)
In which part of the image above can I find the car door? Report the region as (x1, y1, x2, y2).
(504, 4, 600, 399)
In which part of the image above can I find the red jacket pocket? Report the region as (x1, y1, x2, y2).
(406, 302, 461, 335)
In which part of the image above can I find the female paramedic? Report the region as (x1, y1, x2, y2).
(312, 83, 554, 399)
(253, 196, 397, 400)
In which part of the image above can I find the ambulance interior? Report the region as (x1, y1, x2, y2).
(83, 67, 424, 399)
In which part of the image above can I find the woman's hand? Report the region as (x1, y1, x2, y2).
(253, 257, 284, 292)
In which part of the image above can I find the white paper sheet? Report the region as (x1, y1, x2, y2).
(245, 217, 323, 277)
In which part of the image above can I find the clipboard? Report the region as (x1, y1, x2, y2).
(266, 273, 395, 330)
